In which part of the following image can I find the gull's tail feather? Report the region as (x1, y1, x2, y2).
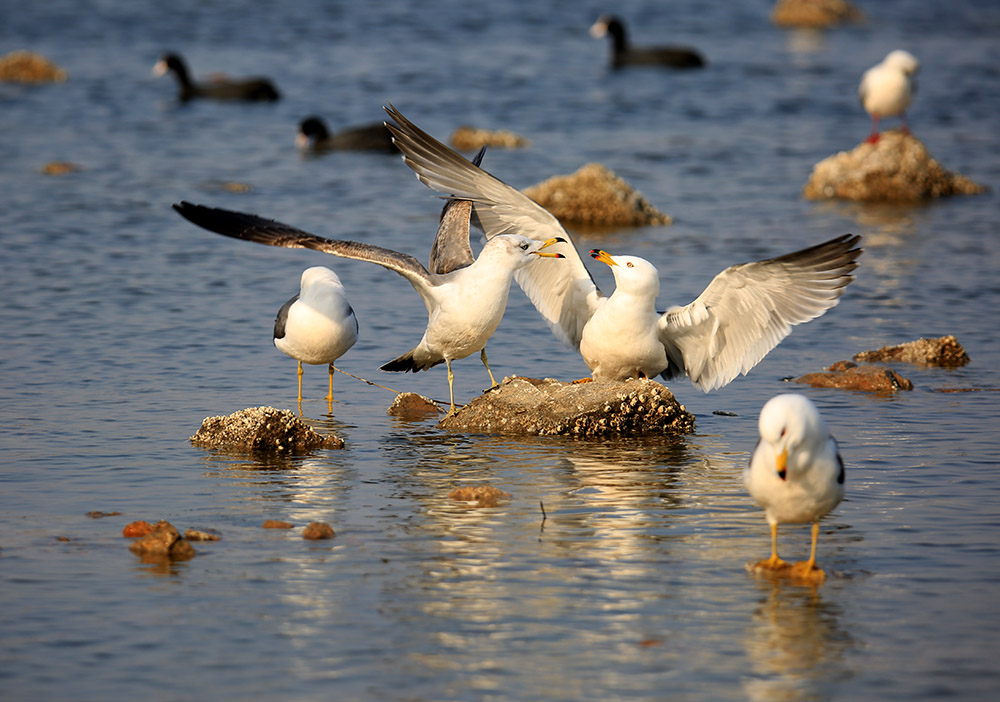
(380, 348, 443, 373)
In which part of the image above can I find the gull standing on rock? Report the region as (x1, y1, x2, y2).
(384, 104, 861, 390)
(859, 50, 919, 143)
(172, 196, 564, 416)
(744, 394, 845, 582)
(273, 266, 358, 409)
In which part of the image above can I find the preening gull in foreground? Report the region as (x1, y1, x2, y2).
(589, 14, 704, 69)
(384, 104, 862, 390)
(859, 50, 919, 143)
(273, 266, 358, 407)
(744, 394, 845, 581)
(172, 199, 564, 415)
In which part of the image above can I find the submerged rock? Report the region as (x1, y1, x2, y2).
(771, 0, 863, 28)
(128, 521, 196, 560)
(439, 376, 695, 437)
(450, 125, 531, 150)
(853, 335, 970, 368)
(190, 406, 344, 453)
(803, 131, 986, 202)
(523, 163, 672, 228)
(449, 485, 511, 508)
(262, 519, 295, 529)
(184, 528, 220, 542)
(0, 50, 67, 83)
(794, 361, 913, 394)
(302, 522, 335, 540)
(387, 392, 442, 419)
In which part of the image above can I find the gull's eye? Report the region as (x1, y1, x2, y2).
(520, 243, 529, 251)
(626, 262, 634, 268)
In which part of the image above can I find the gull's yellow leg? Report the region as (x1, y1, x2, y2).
(327, 364, 335, 402)
(296, 361, 304, 414)
(755, 522, 789, 570)
(445, 359, 456, 416)
(480, 348, 497, 388)
(791, 522, 826, 581)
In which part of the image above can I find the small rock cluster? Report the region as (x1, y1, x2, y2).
(439, 376, 695, 437)
(794, 336, 970, 394)
(803, 131, 985, 202)
(771, 0, 863, 28)
(190, 406, 344, 453)
(126, 520, 197, 561)
(450, 126, 531, 150)
(523, 163, 672, 228)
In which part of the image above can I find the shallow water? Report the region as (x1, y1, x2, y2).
(2, 1, 999, 700)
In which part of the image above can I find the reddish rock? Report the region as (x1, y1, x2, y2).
(795, 364, 913, 394)
(449, 485, 511, 508)
(853, 335, 970, 368)
(128, 521, 196, 560)
(771, 0, 863, 28)
(262, 519, 295, 529)
(122, 520, 154, 538)
(302, 522, 335, 540)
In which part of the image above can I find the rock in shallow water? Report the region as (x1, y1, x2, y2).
(794, 362, 913, 394)
(128, 521, 196, 560)
(190, 406, 344, 453)
(523, 163, 672, 228)
(853, 335, 970, 367)
(439, 376, 695, 437)
(803, 131, 985, 202)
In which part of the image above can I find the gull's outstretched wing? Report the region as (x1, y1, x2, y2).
(659, 234, 862, 391)
(384, 104, 602, 348)
(172, 202, 437, 305)
(428, 145, 486, 275)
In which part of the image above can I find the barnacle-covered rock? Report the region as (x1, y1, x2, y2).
(439, 376, 695, 437)
(190, 406, 344, 453)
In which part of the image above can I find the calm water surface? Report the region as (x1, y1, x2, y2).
(2, 1, 999, 700)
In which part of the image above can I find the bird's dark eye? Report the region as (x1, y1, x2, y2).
(520, 243, 529, 250)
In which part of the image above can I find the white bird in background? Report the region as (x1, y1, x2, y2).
(172, 199, 564, 416)
(744, 394, 845, 581)
(859, 49, 920, 144)
(273, 266, 358, 408)
(384, 104, 862, 391)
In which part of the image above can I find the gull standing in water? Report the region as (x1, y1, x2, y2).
(744, 394, 845, 581)
(273, 266, 358, 409)
(859, 50, 920, 143)
(173, 192, 563, 415)
(384, 104, 861, 391)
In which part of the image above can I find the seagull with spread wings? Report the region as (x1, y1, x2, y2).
(173, 178, 564, 415)
(384, 104, 862, 391)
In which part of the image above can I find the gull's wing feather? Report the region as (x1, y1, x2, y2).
(384, 104, 602, 348)
(659, 234, 862, 391)
(172, 202, 437, 304)
(428, 145, 485, 275)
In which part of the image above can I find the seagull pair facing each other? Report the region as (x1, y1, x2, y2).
(175, 105, 860, 412)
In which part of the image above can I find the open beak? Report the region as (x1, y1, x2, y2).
(589, 249, 617, 267)
(534, 237, 567, 258)
(776, 448, 788, 481)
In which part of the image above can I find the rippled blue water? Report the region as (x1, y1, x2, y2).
(2, 1, 999, 700)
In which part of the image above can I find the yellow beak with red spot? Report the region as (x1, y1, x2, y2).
(590, 249, 617, 266)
